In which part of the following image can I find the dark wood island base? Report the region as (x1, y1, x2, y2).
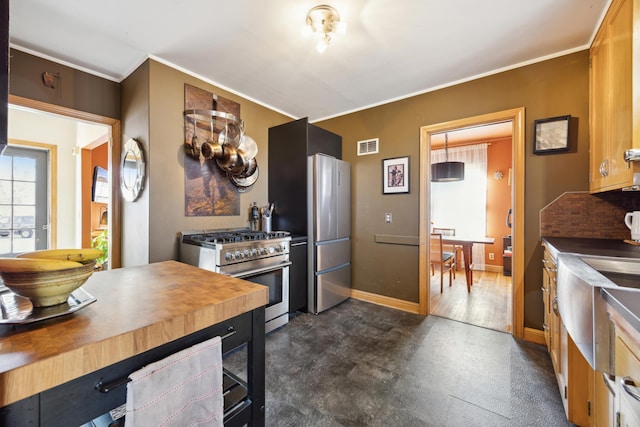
(0, 261, 268, 426)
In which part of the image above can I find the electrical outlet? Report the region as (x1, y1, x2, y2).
(489, 253, 495, 260)
(385, 213, 392, 223)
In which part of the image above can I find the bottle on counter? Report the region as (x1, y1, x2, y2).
(250, 202, 260, 231)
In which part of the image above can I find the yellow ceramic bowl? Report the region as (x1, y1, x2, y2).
(0, 262, 95, 307)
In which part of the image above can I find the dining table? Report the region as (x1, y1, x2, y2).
(442, 235, 496, 292)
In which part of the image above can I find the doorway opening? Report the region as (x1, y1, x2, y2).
(7, 95, 122, 269)
(418, 108, 525, 339)
(429, 123, 512, 332)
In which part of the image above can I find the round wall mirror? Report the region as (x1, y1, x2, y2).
(120, 138, 145, 202)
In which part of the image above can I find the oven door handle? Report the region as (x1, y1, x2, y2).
(232, 261, 292, 279)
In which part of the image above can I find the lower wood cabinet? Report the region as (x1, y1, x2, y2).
(616, 328, 640, 427)
(543, 245, 640, 427)
(561, 327, 593, 426)
(543, 243, 593, 426)
(542, 243, 559, 369)
(594, 370, 617, 427)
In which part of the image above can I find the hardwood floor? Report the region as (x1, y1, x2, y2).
(430, 268, 512, 333)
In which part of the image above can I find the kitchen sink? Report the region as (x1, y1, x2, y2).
(580, 256, 640, 289)
(556, 254, 640, 374)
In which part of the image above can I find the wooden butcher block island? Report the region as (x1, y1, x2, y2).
(0, 260, 268, 426)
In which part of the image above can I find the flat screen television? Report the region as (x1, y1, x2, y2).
(92, 166, 109, 203)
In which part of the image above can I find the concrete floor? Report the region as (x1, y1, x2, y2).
(224, 299, 570, 426)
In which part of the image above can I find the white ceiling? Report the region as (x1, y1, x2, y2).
(8, 0, 610, 122)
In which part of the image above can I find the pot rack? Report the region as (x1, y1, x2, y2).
(184, 109, 244, 135)
(183, 109, 258, 192)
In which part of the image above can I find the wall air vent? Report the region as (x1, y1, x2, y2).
(357, 138, 379, 156)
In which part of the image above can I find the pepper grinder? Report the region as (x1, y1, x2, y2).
(250, 202, 260, 231)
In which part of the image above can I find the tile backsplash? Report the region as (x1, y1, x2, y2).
(540, 191, 640, 240)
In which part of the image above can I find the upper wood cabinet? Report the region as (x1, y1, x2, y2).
(589, 0, 638, 192)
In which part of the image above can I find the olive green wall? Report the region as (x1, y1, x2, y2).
(7, 47, 593, 329)
(122, 59, 292, 264)
(316, 51, 591, 329)
(8, 49, 120, 119)
(120, 60, 150, 267)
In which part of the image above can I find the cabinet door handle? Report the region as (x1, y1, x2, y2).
(542, 323, 549, 331)
(222, 326, 237, 340)
(602, 372, 616, 396)
(552, 297, 559, 316)
(542, 260, 557, 273)
(621, 377, 640, 403)
(600, 159, 609, 177)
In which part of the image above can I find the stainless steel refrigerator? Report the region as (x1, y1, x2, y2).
(307, 153, 351, 314)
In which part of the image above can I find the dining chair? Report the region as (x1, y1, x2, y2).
(430, 233, 456, 293)
(432, 227, 463, 269)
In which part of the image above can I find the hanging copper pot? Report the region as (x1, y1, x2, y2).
(183, 134, 201, 159)
(201, 141, 222, 159)
(216, 145, 238, 171)
(240, 157, 258, 178)
(229, 150, 248, 175)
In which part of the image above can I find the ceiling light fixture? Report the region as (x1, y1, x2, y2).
(431, 133, 465, 182)
(303, 4, 347, 54)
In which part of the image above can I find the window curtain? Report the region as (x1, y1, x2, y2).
(430, 143, 488, 269)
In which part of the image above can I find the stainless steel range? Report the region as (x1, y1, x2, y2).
(179, 228, 291, 333)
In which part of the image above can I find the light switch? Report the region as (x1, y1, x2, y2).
(385, 213, 392, 223)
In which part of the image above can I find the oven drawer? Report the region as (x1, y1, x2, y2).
(32, 311, 253, 427)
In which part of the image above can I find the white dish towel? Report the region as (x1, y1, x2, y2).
(124, 336, 224, 427)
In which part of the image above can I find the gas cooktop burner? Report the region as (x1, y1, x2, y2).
(183, 229, 290, 245)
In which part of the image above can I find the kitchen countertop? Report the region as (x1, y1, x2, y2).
(0, 260, 268, 407)
(542, 236, 640, 261)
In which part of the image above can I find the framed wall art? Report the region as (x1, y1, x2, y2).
(383, 156, 409, 194)
(533, 115, 571, 154)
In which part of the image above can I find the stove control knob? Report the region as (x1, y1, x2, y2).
(235, 250, 243, 259)
(260, 248, 267, 255)
(244, 249, 251, 258)
(268, 246, 275, 254)
(225, 252, 233, 261)
(252, 248, 259, 256)
(275, 245, 282, 252)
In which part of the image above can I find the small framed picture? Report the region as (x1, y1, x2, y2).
(383, 156, 409, 194)
(533, 115, 571, 154)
